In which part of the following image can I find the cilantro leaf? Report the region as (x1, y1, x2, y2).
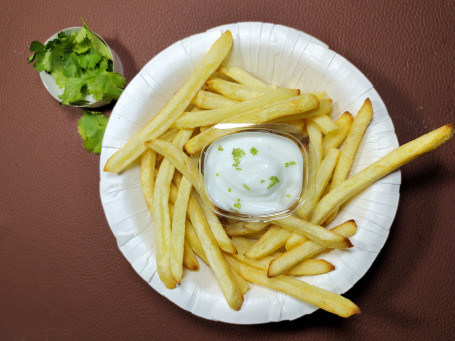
(77, 111, 108, 153)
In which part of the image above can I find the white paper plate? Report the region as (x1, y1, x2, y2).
(99, 22, 400, 324)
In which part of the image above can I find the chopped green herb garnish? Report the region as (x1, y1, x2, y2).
(267, 176, 280, 189)
(232, 148, 246, 168)
(285, 160, 296, 167)
(243, 184, 250, 191)
(233, 202, 241, 209)
(228, 188, 231, 192)
(286, 194, 291, 198)
(260, 179, 265, 183)
(216, 172, 220, 176)
(237, 198, 241, 202)
(218, 145, 224, 151)
(250, 147, 258, 155)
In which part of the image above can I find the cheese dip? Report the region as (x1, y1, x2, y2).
(203, 131, 304, 216)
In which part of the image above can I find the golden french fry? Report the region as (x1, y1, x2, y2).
(325, 99, 374, 223)
(159, 129, 179, 142)
(140, 149, 156, 210)
(313, 91, 327, 100)
(297, 148, 341, 220)
(183, 239, 200, 271)
(255, 225, 277, 244)
(306, 119, 323, 170)
(226, 256, 360, 318)
(285, 233, 308, 250)
(206, 78, 272, 101)
(322, 112, 353, 156)
(244, 226, 291, 259)
(193, 90, 239, 109)
(199, 202, 237, 254)
(286, 259, 335, 276)
(243, 221, 270, 231)
(275, 215, 352, 249)
(232, 237, 334, 276)
(146, 139, 200, 194)
(218, 66, 272, 89)
(151, 130, 193, 289)
(187, 192, 243, 310)
(172, 88, 298, 129)
(311, 114, 339, 135)
(231, 267, 251, 295)
(104, 31, 233, 173)
(184, 94, 319, 154)
(185, 219, 208, 264)
(172, 170, 236, 254)
(272, 99, 332, 122)
(170, 175, 192, 284)
(152, 166, 175, 288)
(268, 220, 357, 278)
(313, 124, 455, 225)
(231, 236, 281, 268)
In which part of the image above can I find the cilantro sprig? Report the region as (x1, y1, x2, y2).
(28, 19, 126, 106)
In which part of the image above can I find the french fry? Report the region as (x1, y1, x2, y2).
(172, 88, 298, 129)
(170, 175, 192, 284)
(173, 171, 236, 254)
(255, 225, 278, 244)
(272, 99, 332, 123)
(306, 119, 323, 170)
(218, 66, 272, 89)
(286, 259, 335, 276)
(268, 220, 357, 278)
(325, 99, 374, 223)
(244, 226, 291, 259)
(322, 112, 353, 156)
(184, 94, 319, 154)
(231, 267, 251, 295)
(140, 149, 156, 210)
(206, 78, 272, 101)
(226, 256, 360, 318)
(187, 192, 243, 310)
(274, 215, 352, 249)
(146, 139, 200, 194)
(193, 90, 239, 109)
(285, 233, 308, 250)
(152, 130, 193, 289)
(232, 237, 334, 276)
(297, 148, 341, 220)
(313, 124, 455, 225)
(311, 114, 339, 135)
(243, 221, 270, 231)
(183, 239, 200, 271)
(104, 31, 233, 173)
(200, 202, 237, 254)
(185, 220, 208, 264)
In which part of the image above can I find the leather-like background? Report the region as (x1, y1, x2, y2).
(1, 1, 454, 340)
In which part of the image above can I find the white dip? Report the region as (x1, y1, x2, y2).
(203, 131, 303, 215)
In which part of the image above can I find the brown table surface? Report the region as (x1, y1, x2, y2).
(2, 1, 455, 340)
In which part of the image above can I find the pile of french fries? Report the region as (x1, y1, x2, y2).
(104, 31, 454, 318)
